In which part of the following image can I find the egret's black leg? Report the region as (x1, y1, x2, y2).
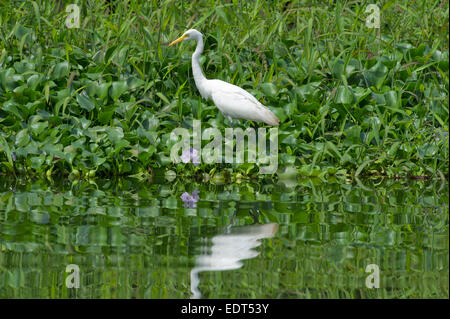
(250, 121, 259, 130)
(225, 115, 234, 128)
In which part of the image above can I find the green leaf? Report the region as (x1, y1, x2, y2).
(344, 126, 362, 145)
(3, 100, 22, 119)
(14, 24, 33, 43)
(76, 90, 95, 112)
(260, 83, 278, 97)
(110, 81, 128, 101)
(0, 135, 13, 166)
(295, 82, 321, 100)
(95, 82, 111, 100)
(0, 69, 24, 91)
(52, 61, 69, 80)
(14, 61, 34, 73)
(363, 61, 388, 89)
(335, 86, 354, 104)
(30, 155, 45, 169)
(106, 127, 124, 145)
(418, 144, 438, 158)
(332, 59, 346, 79)
(353, 87, 371, 103)
(156, 92, 170, 104)
(62, 145, 77, 164)
(127, 77, 145, 90)
(355, 159, 373, 177)
(384, 90, 400, 108)
(98, 110, 114, 124)
(15, 129, 30, 147)
(27, 74, 41, 90)
(30, 121, 48, 136)
(92, 155, 106, 166)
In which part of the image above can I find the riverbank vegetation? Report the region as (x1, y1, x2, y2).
(0, 0, 448, 182)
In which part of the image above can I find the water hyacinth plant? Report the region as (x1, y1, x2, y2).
(0, 0, 447, 182)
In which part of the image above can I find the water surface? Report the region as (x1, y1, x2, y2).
(0, 176, 448, 298)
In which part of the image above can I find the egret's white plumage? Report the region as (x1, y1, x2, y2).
(169, 29, 280, 126)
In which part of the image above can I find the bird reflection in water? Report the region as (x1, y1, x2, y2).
(190, 209, 279, 299)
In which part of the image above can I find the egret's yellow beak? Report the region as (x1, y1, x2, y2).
(169, 34, 188, 47)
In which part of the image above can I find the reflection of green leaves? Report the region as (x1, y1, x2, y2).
(277, 165, 298, 179)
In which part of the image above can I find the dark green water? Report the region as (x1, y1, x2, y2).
(0, 176, 448, 298)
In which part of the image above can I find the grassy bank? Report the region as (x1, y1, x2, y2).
(0, 0, 448, 182)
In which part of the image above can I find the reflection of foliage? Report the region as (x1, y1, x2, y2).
(0, 177, 447, 298)
(0, 0, 448, 179)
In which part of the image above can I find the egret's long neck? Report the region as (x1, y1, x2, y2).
(192, 36, 207, 87)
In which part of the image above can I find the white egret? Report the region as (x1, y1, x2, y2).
(169, 29, 280, 127)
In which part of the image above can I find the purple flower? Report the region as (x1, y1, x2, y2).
(436, 129, 448, 142)
(11, 152, 16, 162)
(191, 189, 200, 201)
(186, 201, 196, 208)
(180, 147, 200, 166)
(181, 188, 200, 208)
(180, 151, 190, 163)
(180, 192, 192, 202)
